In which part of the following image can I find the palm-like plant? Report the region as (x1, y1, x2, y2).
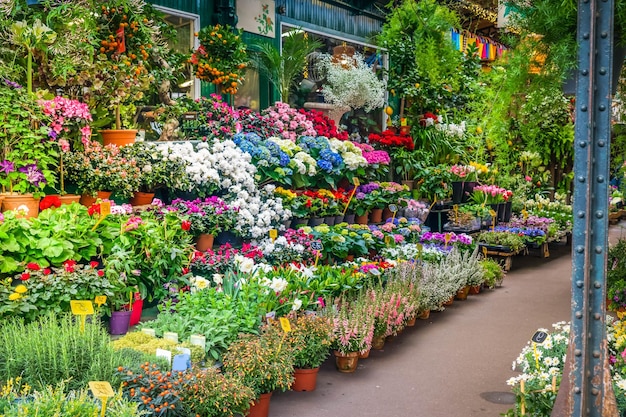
(248, 28, 322, 103)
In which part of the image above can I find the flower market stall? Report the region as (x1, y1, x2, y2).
(0, 0, 596, 416)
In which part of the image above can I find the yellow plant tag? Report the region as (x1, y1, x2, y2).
(94, 296, 107, 307)
(279, 317, 291, 333)
(384, 235, 394, 247)
(70, 300, 94, 316)
(353, 177, 360, 186)
(269, 229, 278, 242)
(100, 201, 111, 217)
(400, 117, 407, 127)
(482, 246, 488, 256)
(522, 209, 529, 221)
(89, 381, 114, 399)
(488, 209, 497, 217)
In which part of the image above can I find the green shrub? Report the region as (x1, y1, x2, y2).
(0, 313, 116, 391)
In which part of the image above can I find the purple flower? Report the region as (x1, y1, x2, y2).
(18, 164, 46, 187)
(0, 160, 15, 174)
(3, 79, 22, 89)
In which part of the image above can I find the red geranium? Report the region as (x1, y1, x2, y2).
(368, 129, 414, 150)
(181, 220, 191, 231)
(63, 259, 77, 273)
(90, 261, 99, 268)
(26, 262, 40, 270)
(298, 109, 349, 140)
(20, 272, 30, 281)
(87, 203, 101, 216)
(39, 195, 62, 211)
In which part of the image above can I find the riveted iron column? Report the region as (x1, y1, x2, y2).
(571, 0, 613, 416)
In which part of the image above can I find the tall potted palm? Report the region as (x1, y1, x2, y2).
(249, 28, 322, 103)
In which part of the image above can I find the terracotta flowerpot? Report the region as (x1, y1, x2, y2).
(100, 129, 137, 147)
(333, 350, 359, 373)
(469, 285, 482, 295)
(372, 335, 386, 350)
(129, 191, 155, 206)
(195, 233, 214, 252)
(1, 194, 41, 219)
(355, 213, 369, 224)
(369, 208, 384, 223)
(292, 367, 320, 392)
(358, 349, 370, 359)
(418, 309, 431, 320)
(455, 285, 470, 301)
(406, 316, 417, 327)
(79, 191, 112, 207)
(345, 254, 355, 262)
(58, 194, 81, 205)
(442, 295, 454, 307)
(382, 206, 393, 220)
(247, 392, 273, 417)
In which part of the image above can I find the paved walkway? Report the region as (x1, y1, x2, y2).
(271, 240, 575, 417)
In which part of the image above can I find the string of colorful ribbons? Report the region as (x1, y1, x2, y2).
(450, 28, 508, 61)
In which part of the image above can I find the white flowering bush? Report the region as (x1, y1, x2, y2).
(157, 142, 290, 239)
(318, 52, 386, 112)
(435, 120, 466, 138)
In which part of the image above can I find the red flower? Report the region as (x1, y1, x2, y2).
(20, 272, 30, 281)
(181, 220, 191, 231)
(63, 259, 77, 273)
(26, 262, 40, 270)
(97, 270, 104, 277)
(43, 268, 51, 275)
(87, 204, 101, 216)
(39, 195, 62, 211)
(182, 267, 190, 275)
(90, 261, 99, 268)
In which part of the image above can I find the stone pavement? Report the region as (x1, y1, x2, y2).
(270, 241, 574, 417)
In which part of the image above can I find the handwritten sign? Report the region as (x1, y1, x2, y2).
(279, 317, 291, 333)
(71, 300, 94, 315)
(310, 241, 323, 251)
(89, 381, 114, 417)
(94, 296, 107, 308)
(531, 331, 548, 344)
(89, 381, 114, 398)
(269, 229, 278, 242)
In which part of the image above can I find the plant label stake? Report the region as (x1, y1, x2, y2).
(94, 295, 106, 315)
(70, 300, 94, 333)
(311, 241, 323, 266)
(190, 334, 206, 351)
(531, 331, 548, 369)
(343, 178, 360, 216)
(156, 348, 172, 366)
(277, 317, 291, 353)
(269, 229, 278, 242)
(142, 328, 156, 337)
(453, 204, 459, 222)
(385, 235, 394, 248)
(89, 381, 114, 417)
(415, 243, 423, 262)
(522, 209, 529, 221)
(489, 209, 497, 231)
(163, 332, 178, 343)
(444, 232, 452, 249)
(389, 204, 398, 222)
(91, 201, 111, 231)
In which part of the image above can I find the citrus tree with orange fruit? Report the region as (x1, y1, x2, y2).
(190, 24, 248, 96)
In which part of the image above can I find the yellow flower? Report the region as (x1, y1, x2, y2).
(14, 285, 27, 294)
(476, 126, 483, 134)
(8, 293, 21, 301)
(385, 106, 394, 116)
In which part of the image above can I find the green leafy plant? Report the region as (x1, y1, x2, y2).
(0, 313, 117, 391)
(112, 331, 205, 364)
(475, 231, 526, 252)
(183, 368, 254, 417)
(222, 324, 295, 397)
(480, 258, 505, 288)
(248, 28, 322, 103)
(283, 314, 334, 369)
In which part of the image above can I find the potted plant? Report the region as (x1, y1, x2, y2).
(222, 324, 295, 417)
(284, 314, 334, 391)
(183, 367, 255, 417)
(0, 80, 58, 217)
(190, 23, 248, 96)
(316, 51, 386, 123)
(480, 258, 505, 289)
(327, 296, 374, 372)
(169, 197, 239, 252)
(86, 1, 168, 143)
(475, 230, 526, 253)
(249, 28, 322, 103)
(63, 140, 141, 205)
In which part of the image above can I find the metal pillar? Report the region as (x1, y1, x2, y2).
(570, 0, 615, 416)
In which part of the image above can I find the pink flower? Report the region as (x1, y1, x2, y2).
(525, 175, 532, 182)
